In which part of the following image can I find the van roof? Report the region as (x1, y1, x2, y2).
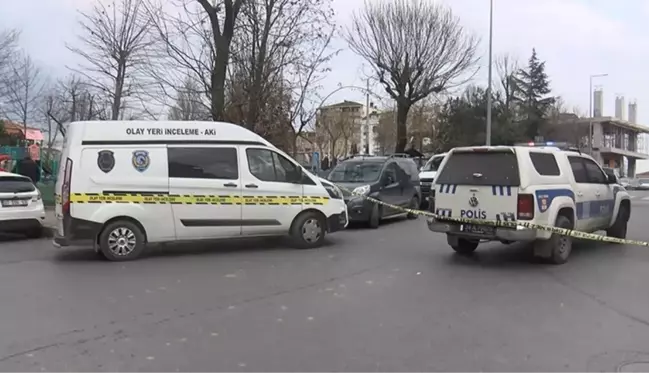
(69, 120, 273, 146)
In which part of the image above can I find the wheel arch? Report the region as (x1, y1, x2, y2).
(96, 216, 149, 245)
(290, 208, 327, 233)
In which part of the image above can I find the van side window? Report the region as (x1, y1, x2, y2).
(247, 148, 300, 183)
(382, 163, 398, 184)
(168, 147, 238, 180)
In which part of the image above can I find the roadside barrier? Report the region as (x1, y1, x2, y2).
(334, 185, 648, 247)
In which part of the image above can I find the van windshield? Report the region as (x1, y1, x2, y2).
(422, 156, 444, 172)
(328, 161, 382, 183)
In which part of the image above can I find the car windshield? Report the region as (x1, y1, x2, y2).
(422, 156, 444, 172)
(327, 161, 382, 182)
(640, 178, 649, 184)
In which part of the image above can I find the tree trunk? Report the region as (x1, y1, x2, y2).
(395, 102, 410, 152)
(210, 47, 228, 121)
(112, 61, 126, 120)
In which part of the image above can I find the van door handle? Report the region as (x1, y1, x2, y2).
(595, 192, 601, 197)
(245, 184, 258, 188)
(223, 183, 237, 188)
(576, 191, 584, 197)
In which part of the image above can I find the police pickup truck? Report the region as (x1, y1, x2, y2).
(426, 143, 630, 264)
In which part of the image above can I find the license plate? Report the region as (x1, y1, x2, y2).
(1, 199, 28, 207)
(461, 224, 494, 235)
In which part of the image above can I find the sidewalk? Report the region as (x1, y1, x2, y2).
(43, 207, 57, 238)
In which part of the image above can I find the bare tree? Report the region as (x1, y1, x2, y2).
(44, 75, 108, 140)
(345, 0, 479, 152)
(495, 53, 518, 112)
(2, 53, 46, 136)
(0, 28, 21, 105)
(68, 0, 154, 120)
(169, 77, 210, 120)
(145, 0, 244, 121)
(232, 0, 337, 131)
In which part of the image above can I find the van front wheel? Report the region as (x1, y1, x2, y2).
(99, 220, 146, 261)
(290, 212, 326, 249)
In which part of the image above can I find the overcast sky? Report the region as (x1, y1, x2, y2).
(3, 0, 649, 162)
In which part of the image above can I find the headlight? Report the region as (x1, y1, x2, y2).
(352, 184, 370, 196)
(324, 185, 342, 199)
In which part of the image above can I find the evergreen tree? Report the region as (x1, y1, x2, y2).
(513, 49, 555, 139)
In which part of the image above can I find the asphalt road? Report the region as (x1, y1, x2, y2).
(3, 198, 649, 371)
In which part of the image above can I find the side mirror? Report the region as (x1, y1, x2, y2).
(607, 174, 617, 184)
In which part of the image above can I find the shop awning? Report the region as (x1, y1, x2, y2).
(25, 129, 44, 141)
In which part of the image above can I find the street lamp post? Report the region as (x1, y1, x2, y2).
(485, 0, 494, 146)
(588, 73, 608, 154)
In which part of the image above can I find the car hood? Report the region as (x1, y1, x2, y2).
(325, 181, 369, 196)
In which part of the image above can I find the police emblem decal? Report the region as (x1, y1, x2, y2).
(468, 194, 479, 207)
(97, 150, 115, 173)
(132, 150, 150, 172)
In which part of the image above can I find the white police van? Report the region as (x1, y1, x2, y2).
(54, 121, 348, 261)
(427, 143, 630, 264)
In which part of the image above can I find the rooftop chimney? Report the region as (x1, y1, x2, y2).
(615, 95, 626, 120)
(629, 101, 638, 124)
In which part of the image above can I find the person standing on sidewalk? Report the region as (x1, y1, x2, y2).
(12, 155, 40, 184)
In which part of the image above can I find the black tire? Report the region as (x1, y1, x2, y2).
(407, 196, 419, 220)
(450, 238, 479, 255)
(368, 203, 380, 229)
(606, 204, 629, 240)
(290, 211, 326, 249)
(534, 215, 573, 265)
(24, 227, 43, 239)
(98, 220, 146, 261)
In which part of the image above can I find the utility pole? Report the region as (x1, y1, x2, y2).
(485, 0, 494, 146)
(365, 78, 370, 154)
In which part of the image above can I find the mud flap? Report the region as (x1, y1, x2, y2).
(533, 238, 553, 258)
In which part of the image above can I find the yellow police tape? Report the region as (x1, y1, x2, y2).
(59, 193, 329, 206)
(333, 184, 649, 247)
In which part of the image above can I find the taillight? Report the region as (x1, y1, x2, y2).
(62, 158, 73, 214)
(517, 194, 534, 220)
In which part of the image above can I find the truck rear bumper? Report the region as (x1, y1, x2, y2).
(427, 218, 538, 241)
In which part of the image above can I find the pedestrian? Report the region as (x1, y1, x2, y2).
(13, 155, 40, 184)
(322, 156, 329, 171)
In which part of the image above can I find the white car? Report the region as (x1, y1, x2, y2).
(427, 144, 630, 264)
(0, 172, 46, 238)
(418, 152, 447, 208)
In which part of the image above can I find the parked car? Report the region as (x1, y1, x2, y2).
(418, 153, 447, 209)
(636, 178, 649, 190)
(619, 178, 631, 189)
(327, 154, 421, 228)
(0, 171, 46, 238)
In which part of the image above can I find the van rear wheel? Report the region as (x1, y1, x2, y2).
(99, 220, 146, 261)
